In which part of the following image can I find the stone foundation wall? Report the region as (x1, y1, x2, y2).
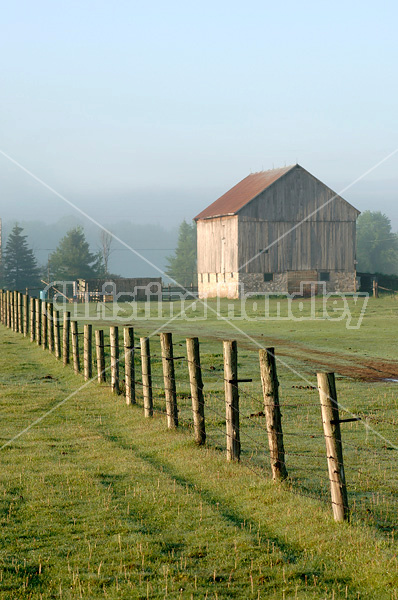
(198, 272, 288, 298)
(198, 271, 357, 298)
(328, 271, 357, 293)
(238, 272, 288, 295)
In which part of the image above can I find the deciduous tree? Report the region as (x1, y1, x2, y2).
(357, 211, 398, 274)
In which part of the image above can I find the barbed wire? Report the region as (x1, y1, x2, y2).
(1, 300, 397, 526)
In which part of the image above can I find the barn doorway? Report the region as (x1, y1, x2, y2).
(287, 270, 318, 296)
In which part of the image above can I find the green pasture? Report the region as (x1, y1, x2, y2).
(0, 295, 397, 598)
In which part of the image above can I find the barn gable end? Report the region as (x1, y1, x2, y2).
(237, 165, 359, 222)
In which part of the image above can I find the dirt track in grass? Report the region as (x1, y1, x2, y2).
(210, 331, 398, 382)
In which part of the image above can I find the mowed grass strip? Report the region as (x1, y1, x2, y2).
(0, 326, 397, 599)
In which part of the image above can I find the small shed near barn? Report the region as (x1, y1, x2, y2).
(76, 277, 162, 301)
(194, 165, 360, 298)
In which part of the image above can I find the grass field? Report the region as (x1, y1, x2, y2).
(0, 295, 397, 599)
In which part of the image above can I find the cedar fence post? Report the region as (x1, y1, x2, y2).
(71, 320, 80, 374)
(63, 311, 70, 366)
(140, 337, 153, 417)
(11, 292, 15, 331)
(110, 326, 120, 394)
(8, 291, 12, 329)
(84, 324, 93, 381)
(54, 310, 61, 359)
(12, 291, 15, 331)
(13, 291, 18, 332)
(124, 327, 135, 405)
(317, 372, 349, 522)
(23, 294, 29, 337)
(36, 299, 42, 345)
(160, 332, 178, 428)
(186, 337, 206, 445)
(259, 348, 288, 481)
(41, 302, 48, 349)
(9, 291, 13, 329)
(10, 292, 14, 331)
(223, 340, 240, 461)
(30, 297, 36, 342)
(95, 329, 106, 383)
(6, 291, 10, 328)
(47, 303, 54, 353)
(10, 291, 13, 330)
(18, 293, 23, 333)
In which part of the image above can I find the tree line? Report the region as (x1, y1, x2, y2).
(0, 221, 197, 292)
(0, 226, 109, 291)
(0, 212, 397, 292)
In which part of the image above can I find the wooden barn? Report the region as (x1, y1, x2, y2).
(194, 165, 360, 299)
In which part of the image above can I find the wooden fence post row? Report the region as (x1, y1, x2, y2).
(0, 297, 351, 522)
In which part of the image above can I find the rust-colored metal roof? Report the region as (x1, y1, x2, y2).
(194, 166, 295, 220)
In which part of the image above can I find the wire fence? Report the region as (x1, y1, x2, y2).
(0, 291, 397, 533)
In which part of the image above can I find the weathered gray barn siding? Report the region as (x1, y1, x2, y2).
(238, 221, 356, 272)
(238, 166, 358, 222)
(237, 166, 358, 274)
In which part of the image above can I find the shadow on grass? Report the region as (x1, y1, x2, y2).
(92, 428, 354, 593)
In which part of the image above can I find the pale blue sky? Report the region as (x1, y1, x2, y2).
(1, 0, 397, 228)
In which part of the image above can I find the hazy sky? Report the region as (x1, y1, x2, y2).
(1, 1, 397, 229)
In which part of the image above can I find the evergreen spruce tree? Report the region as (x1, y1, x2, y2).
(49, 227, 103, 281)
(165, 220, 197, 287)
(3, 224, 40, 291)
